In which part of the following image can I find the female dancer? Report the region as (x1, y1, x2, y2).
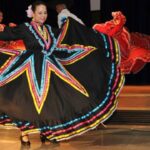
(93, 11, 150, 74)
(0, 0, 124, 146)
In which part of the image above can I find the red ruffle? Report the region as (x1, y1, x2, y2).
(93, 11, 150, 74)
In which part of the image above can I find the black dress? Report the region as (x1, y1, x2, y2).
(0, 18, 124, 141)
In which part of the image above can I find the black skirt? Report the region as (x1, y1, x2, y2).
(0, 19, 124, 141)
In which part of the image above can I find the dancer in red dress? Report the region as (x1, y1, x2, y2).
(93, 11, 150, 74)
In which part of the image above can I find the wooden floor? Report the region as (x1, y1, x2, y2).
(1, 125, 150, 150)
(118, 86, 150, 110)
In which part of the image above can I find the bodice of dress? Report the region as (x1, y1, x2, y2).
(0, 22, 59, 53)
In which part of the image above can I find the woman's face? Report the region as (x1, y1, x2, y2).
(32, 5, 48, 25)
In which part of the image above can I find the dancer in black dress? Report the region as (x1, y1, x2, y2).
(0, 0, 124, 146)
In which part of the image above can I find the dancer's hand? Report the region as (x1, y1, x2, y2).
(9, 23, 17, 27)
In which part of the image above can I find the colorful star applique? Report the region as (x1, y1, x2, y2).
(0, 20, 96, 114)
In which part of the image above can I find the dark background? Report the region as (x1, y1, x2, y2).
(0, 0, 149, 85)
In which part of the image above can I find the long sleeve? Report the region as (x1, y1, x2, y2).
(0, 24, 24, 41)
(57, 9, 84, 28)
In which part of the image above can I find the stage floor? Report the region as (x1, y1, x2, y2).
(1, 125, 150, 150)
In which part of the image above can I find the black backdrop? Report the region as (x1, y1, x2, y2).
(0, 0, 91, 27)
(0, 0, 150, 84)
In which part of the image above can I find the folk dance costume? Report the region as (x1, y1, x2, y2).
(93, 11, 150, 74)
(0, 18, 124, 141)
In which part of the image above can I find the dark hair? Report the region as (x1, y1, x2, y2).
(32, 1, 47, 12)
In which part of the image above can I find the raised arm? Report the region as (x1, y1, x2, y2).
(58, 9, 84, 28)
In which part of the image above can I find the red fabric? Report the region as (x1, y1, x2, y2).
(130, 32, 150, 50)
(93, 11, 150, 74)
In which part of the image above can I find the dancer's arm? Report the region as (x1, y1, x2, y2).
(0, 24, 23, 41)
